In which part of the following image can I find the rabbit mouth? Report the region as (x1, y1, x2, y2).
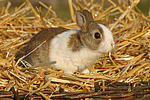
(97, 45, 114, 54)
(97, 50, 105, 54)
(98, 39, 115, 53)
(97, 50, 113, 55)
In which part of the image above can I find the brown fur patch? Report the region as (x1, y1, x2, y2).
(68, 32, 83, 52)
(24, 27, 68, 66)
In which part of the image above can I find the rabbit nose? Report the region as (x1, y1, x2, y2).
(111, 41, 115, 48)
(111, 43, 113, 46)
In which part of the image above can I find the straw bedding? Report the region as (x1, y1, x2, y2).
(0, 0, 150, 99)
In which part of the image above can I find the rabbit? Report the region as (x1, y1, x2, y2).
(23, 10, 115, 74)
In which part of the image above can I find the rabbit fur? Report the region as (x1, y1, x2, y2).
(23, 10, 115, 74)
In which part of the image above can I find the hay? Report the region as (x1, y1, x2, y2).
(0, 0, 150, 99)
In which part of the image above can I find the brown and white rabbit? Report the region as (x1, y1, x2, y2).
(23, 10, 115, 74)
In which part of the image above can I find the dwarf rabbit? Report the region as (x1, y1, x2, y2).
(23, 10, 115, 74)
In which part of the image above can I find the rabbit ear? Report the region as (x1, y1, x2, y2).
(82, 10, 94, 22)
(76, 10, 94, 31)
(76, 10, 86, 30)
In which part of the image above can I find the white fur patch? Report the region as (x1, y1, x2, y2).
(49, 24, 115, 74)
(97, 24, 115, 53)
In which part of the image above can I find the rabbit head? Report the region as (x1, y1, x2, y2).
(76, 10, 115, 53)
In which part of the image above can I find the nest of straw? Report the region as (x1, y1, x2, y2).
(0, 0, 150, 99)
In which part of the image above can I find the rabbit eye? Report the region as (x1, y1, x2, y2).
(94, 32, 101, 39)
